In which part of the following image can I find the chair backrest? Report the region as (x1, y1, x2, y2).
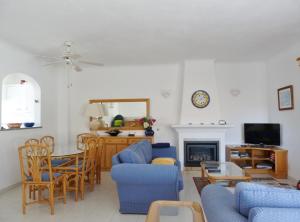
(77, 133, 96, 150)
(40, 136, 55, 153)
(18, 144, 53, 183)
(82, 138, 98, 173)
(145, 201, 205, 222)
(25, 139, 39, 146)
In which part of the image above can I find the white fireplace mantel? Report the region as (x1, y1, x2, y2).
(172, 124, 233, 168)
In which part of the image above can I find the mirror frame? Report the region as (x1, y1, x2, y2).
(88, 98, 150, 131)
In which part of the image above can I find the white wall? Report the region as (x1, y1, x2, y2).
(56, 61, 270, 148)
(266, 42, 300, 179)
(0, 40, 58, 190)
(180, 60, 221, 124)
(64, 64, 182, 146)
(215, 62, 269, 144)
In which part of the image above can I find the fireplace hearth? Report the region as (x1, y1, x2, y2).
(184, 141, 219, 167)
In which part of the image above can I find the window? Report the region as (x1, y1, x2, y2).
(1, 73, 41, 128)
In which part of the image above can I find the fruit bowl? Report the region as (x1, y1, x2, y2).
(7, 123, 22, 129)
(105, 129, 121, 136)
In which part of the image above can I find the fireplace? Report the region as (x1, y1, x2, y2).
(184, 141, 219, 167)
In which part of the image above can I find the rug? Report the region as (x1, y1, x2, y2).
(192, 177, 209, 194)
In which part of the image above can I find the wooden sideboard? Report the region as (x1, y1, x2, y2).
(226, 145, 288, 179)
(98, 136, 154, 171)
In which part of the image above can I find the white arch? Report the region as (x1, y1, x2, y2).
(1, 73, 41, 128)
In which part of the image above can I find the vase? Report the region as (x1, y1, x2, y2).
(144, 127, 154, 136)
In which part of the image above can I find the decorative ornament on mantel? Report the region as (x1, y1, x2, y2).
(138, 117, 156, 136)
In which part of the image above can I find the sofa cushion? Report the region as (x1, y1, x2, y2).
(119, 149, 146, 164)
(152, 157, 176, 165)
(130, 140, 152, 163)
(235, 182, 300, 217)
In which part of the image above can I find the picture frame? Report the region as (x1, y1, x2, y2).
(277, 85, 294, 111)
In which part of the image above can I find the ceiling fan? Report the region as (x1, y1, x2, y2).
(38, 41, 104, 72)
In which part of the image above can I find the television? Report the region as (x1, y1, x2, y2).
(244, 123, 281, 146)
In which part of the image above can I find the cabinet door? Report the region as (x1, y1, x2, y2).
(116, 144, 128, 153)
(104, 144, 117, 170)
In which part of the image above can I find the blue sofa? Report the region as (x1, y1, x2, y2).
(111, 140, 183, 214)
(201, 182, 300, 222)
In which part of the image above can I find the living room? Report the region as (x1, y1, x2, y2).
(0, 1, 300, 222)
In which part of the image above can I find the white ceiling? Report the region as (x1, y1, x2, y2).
(1, 0, 300, 65)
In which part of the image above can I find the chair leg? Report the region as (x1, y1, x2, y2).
(80, 176, 85, 200)
(29, 185, 32, 199)
(63, 176, 67, 204)
(89, 169, 95, 192)
(49, 184, 54, 215)
(75, 174, 78, 201)
(22, 184, 27, 214)
(96, 163, 101, 184)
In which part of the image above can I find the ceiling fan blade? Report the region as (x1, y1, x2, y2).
(43, 61, 65, 66)
(36, 55, 62, 60)
(78, 60, 104, 66)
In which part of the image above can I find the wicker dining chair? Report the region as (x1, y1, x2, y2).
(55, 137, 98, 201)
(76, 133, 96, 150)
(25, 138, 39, 146)
(18, 144, 67, 215)
(40, 136, 55, 154)
(145, 201, 205, 222)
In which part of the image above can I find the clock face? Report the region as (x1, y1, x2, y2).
(191, 90, 210, 108)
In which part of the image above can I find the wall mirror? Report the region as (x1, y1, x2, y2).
(88, 98, 150, 130)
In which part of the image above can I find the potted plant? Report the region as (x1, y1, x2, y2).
(138, 117, 156, 136)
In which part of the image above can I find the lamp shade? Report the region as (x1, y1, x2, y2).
(85, 103, 107, 118)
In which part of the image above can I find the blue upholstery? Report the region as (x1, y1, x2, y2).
(201, 183, 300, 222)
(51, 158, 70, 167)
(201, 184, 247, 222)
(249, 207, 300, 222)
(119, 149, 146, 164)
(27, 172, 61, 181)
(235, 182, 300, 217)
(152, 146, 177, 159)
(111, 140, 183, 214)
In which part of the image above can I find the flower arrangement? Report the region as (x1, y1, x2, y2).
(138, 117, 156, 129)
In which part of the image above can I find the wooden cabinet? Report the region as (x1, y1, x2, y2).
(98, 136, 153, 171)
(226, 146, 288, 179)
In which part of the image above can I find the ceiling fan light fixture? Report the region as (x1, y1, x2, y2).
(297, 57, 300, 66)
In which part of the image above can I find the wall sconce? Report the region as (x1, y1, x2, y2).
(297, 57, 300, 66)
(161, 89, 172, 98)
(230, 89, 241, 97)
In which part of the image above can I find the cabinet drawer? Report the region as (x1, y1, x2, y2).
(104, 138, 127, 144)
(128, 138, 152, 144)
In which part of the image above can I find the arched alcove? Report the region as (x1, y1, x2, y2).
(1, 73, 41, 128)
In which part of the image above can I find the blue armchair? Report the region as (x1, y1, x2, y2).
(111, 140, 183, 214)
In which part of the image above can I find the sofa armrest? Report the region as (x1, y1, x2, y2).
(248, 207, 300, 222)
(152, 146, 177, 159)
(111, 163, 178, 185)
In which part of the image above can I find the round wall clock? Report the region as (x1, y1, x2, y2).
(191, 90, 210, 108)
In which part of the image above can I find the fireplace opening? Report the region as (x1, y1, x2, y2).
(184, 141, 219, 167)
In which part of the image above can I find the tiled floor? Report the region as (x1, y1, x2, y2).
(0, 171, 202, 222)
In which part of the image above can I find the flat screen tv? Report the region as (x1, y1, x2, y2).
(244, 123, 281, 146)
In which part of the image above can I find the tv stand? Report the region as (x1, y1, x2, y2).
(243, 144, 276, 148)
(226, 145, 288, 179)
